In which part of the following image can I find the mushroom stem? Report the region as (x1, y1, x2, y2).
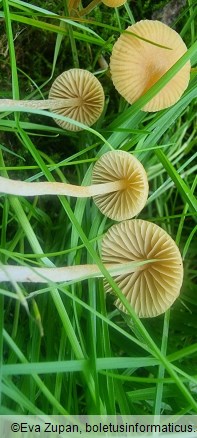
(0, 176, 125, 198)
(0, 98, 82, 110)
(0, 262, 142, 283)
(68, 0, 81, 13)
(79, 0, 101, 16)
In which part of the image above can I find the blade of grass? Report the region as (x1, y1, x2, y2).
(3, 330, 68, 414)
(155, 148, 197, 213)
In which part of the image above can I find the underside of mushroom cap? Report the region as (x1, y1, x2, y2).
(102, 219, 183, 317)
(110, 20, 191, 112)
(92, 150, 148, 221)
(49, 69, 105, 131)
(102, 0, 126, 7)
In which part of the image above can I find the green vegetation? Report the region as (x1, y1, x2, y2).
(0, 0, 196, 415)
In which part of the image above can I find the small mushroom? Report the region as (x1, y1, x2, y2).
(0, 69, 105, 131)
(110, 20, 191, 111)
(48, 69, 105, 131)
(102, 219, 183, 317)
(0, 219, 183, 318)
(0, 150, 149, 221)
(91, 150, 148, 221)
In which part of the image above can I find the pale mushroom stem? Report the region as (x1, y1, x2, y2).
(0, 98, 81, 110)
(68, 0, 81, 13)
(0, 262, 139, 283)
(0, 176, 125, 197)
(79, 0, 101, 16)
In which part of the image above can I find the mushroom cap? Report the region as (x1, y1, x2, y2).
(110, 20, 191, 112)
(48, 69, 105, 131)
(102, 219, 183, 317)
(92, 150, 149, 221)
(102, 0, 126, 7)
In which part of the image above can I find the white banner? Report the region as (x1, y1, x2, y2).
(0, 415, 197, 437)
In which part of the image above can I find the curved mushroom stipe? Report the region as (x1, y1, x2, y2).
(48, 69, 105, 131)
(102, 219, 183, 317)
(110, 20, 191, 111)
(0, 98, 70, 110)
(0, 262, 143, 283)
(102, 0, 126, 6)
(0, 176, 123, 198)
(0, 151, 149, 221)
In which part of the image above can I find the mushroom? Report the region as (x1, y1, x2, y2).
(0, 69, 105, 131)
(0, 219, 183, 318)
(102, 219, 183, 317)
(48, 69, 104, 131)
(110, 20, 191, 111)
(0, 150, 149, 221)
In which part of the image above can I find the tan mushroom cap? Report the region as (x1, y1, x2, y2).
(48, 69, 105, 131)
(102, 219, 183, 317)
(110, 20, 191, 112)
(92, 150, 148, 221)
(102, 0, 126, 7)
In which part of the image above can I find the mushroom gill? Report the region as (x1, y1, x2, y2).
(110, 20, 191, 111)
(102, 219, 183, 317)
(49, 68, 105, 131)
(92, 150, 149, 221)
